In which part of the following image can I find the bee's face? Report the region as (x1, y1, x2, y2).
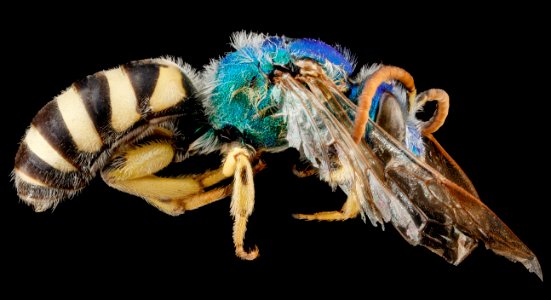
(205, 33, 354, 149)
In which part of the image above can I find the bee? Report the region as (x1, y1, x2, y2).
(13, 31, 542, 279)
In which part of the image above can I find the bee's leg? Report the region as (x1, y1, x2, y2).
(101, 139, 232, 216)
(292, 160, 318, 178)
(293, 193, 360, 221)
(293, 168, 360, 221)
(223, 146, 259, 260)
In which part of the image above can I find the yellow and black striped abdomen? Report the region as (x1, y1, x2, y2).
(14, 58, 200, 212)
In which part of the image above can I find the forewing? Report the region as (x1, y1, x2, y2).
(423, 133, 479, 198)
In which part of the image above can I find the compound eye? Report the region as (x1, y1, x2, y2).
(376, 92, 406, 142)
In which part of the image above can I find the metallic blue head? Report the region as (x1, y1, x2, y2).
(287, 38, 354, 74)
(204, 32, 355, 148)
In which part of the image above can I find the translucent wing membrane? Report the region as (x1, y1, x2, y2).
(279, 74, 542, 280)
(280, 75, 393, 226)
(422, 134, 479, 198)
(368, 119, 542, 278)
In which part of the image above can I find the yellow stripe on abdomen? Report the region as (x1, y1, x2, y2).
(149, 65, 188, 112)
(13, 168, 48, 187)
(24, 126, 78, 172)
(104, 68, 141, 132)
(56, 87, 103, 152)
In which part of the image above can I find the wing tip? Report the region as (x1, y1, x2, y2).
(524, 256, 543, 281)
(492, 246, 543, 281)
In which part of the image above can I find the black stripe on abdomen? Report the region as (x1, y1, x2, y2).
(74, 73, 112, 140)
(15, 143, 88, 190)
(123, 61, 160, 113)
(31, 101, 82, 167)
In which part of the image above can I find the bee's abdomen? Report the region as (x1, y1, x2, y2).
(14, 58, 198, 211)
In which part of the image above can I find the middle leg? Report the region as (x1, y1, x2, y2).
(223, 145, 259, 260)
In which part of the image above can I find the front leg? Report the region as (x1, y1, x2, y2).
(293, 166, 360, 221)
(293, 193, 360, 221)
(223, 146, 259, 260)
(292, 159, 318, 178)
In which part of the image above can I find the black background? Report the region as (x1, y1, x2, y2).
(2, 4, 547, 296)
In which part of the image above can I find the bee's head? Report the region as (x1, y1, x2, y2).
(203, 32, 355, 149)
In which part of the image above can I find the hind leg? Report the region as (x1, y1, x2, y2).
(103, 137, 265, 260)
(101, 138, 232, 216)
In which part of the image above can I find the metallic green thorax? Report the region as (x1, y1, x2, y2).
(206, 36, 355, 148)
(208, 43, 290, 148)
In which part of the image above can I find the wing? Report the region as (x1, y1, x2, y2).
(422, 133, 479, 198)
(367, 118, 541, 276)
(279, 75, 393, 227)
(279, 74, 542, 280)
